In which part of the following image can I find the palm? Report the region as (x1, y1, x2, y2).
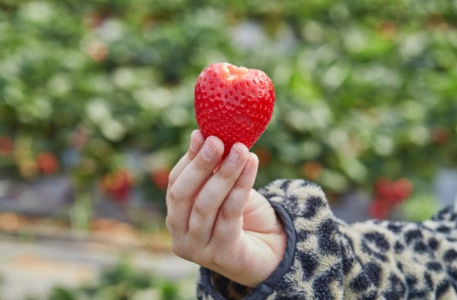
(243, 189, 282, 234)
(216, 190, 286, 287)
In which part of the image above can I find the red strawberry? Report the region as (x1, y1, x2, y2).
(101, 169, 133, 202)
(37, 152, 59, 175)
(370, 200, 390, 219)
(374, 178, 393, 199)
(194, 63, 275, 158)
(0, 136, 13, 156)
(151, 167, 170, 191)
(391, 178, 413, 202)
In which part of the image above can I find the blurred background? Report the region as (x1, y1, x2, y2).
(1, 0, 457, 298)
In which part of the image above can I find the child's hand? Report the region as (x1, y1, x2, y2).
(166, 130, 286, 288)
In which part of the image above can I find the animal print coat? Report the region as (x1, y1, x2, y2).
(196, 179, 457, 299)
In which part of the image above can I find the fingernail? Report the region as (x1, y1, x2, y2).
(202, 139, 218, 160)
(227, 144, 241, 164)
(245, 154, 257, 170)
(245, 157, 253, 170)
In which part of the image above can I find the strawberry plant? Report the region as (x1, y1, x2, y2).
(0, 0, 454, 220)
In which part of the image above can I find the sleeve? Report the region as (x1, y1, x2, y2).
(197, 179, 457, 300)
(196, 179, 350, 300)
(431, 205, 457, 222)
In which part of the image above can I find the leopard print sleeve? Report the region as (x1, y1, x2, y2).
(197, 179, 457, 300)
(197, 179, 345, 299)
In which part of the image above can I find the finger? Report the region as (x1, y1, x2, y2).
(167, 136, 224, 234)
(213, 161, 222, 174)
(188, 143, 249, 247)
(210, 153, 259, 246)
(168, 130, 205, 188)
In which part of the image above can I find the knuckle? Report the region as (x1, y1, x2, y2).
(216, 168, 231, 181)
(187, 215, 201, 236)
(193, 201, 211, 218)
(232, 179, 247, 190)
(188, 147, 198, 159)
(167, 187, 181, 202)
(193, 159, 208, 174)
(219, 205, 237, 221)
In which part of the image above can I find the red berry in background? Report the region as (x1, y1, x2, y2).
(0, 137, 13, 156)
(194, 63, 275, 158)
(37, 152, 59, 175)
(151, 168, 170, 191)
(303, 161, 322, 181)
(392, 178, 413, 202)
(370, 200, 390, 219)
(371, 177, 413, 219)
(374, 178, 393, 200)
(102, 169, 133, 202)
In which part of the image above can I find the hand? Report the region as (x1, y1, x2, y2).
(166, 130, 286, 288)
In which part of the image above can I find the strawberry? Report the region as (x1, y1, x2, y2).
(194, 63, 275, 158)
(101, 169, 133, 202)
(37, 152, 59, 175)
(151, 167, 170, 191)
(370, 200, 390, 219)
(374, 178, 393, 200)
(0, 136, 13, 156)
(391, 178, 413, 203)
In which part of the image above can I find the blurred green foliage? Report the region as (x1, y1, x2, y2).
(401, 194, 439, 221)
(43, 257, 186, 300)
(0, 0, 457, 203)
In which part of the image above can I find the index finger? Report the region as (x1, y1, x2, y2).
(167, 136, 224, 234)
(168, 130, 204, 188)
